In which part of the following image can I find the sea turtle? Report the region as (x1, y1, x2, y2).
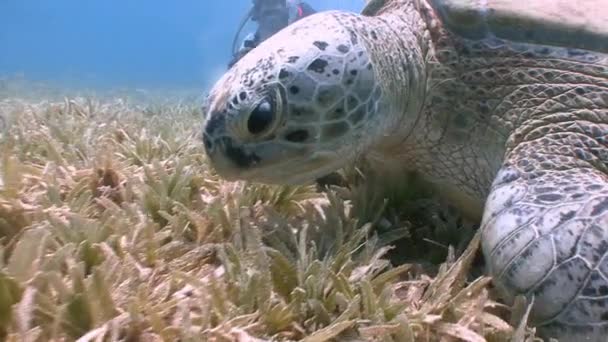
(201, 0, 608, 340)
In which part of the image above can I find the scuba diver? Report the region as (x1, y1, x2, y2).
(228, 0, 316, 68)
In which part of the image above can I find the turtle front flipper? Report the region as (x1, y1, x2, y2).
(481, 137, 608, 342)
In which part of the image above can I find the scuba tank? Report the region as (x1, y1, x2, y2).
(230, 6, 255, 59)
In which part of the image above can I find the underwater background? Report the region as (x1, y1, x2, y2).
(0, 0, 364, 95)
(0, 1, 549, 340)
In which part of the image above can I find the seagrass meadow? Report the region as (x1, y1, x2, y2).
(0, 87, 540, 341)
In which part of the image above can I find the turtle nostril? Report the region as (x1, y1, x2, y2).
(247, 99, 274, 134)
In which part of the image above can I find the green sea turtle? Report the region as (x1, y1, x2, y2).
(201, 0, 608, 340)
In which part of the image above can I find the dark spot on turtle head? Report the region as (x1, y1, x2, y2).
(575, 87, 586, 95)
(220, 137, 261, 168)
(205, 114, 225, 136)
(537, 193, 562, 202)
(307, 58, 329, 73)
(573, 148, 588, 160)
(332, 69, 340, 75)
(591, 197, 608, 216)
(289, 85, 300, 95)
(536, 186, 557, 193)
(559, 210, 576, 223)
(348, 30, 358, 45)
(313, 41, 329, 51)
(231, 95, 239, 106)
(279, 69, 291, 80)
(599, 285, 608, 296)
(591, 271, 602, 282)
(337, 44, 349, 53)
(285, 129, 309, 142)
(572, 193, 585, 199)
(239, 92, 247, 101)
(350, 69, 358, 76)
(497, 167, 521, 184)
(370, 30, 378, 40)
(287, 56, 300, 63)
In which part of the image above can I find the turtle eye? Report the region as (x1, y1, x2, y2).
(247, 99, 274, 135)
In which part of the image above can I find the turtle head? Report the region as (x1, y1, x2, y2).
(202, 11, 383, 185)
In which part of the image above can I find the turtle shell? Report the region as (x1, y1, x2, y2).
(362, 0, 608, 53)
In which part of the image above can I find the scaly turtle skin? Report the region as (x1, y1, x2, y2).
(201, 0, 608, 340)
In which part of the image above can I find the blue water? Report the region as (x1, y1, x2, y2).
(0, 0, 364, 92)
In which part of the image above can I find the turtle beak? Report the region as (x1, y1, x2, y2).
(203, 133, 263, 181)
(202, 109, 239, 180)
(203, 134, 240, 181)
